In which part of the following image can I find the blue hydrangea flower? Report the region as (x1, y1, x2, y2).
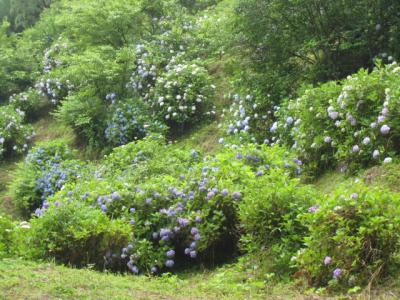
(165, 260, 174, 268)
(166, 249, 175, 258)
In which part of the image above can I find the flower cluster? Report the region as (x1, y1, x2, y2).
(0, 105, 34, 159)
(275, 63, 400, 173)
(105, 100, 166, 147)
(149, 60, 215, 125)
(35, 78, 73, 105)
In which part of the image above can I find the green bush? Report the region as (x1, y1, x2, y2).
(10, 140, 76, 217)
(276, 63, 400, 175)
(150, 59, 215, 128)
(295, 183, 400, 289)
(46, 140, 300, 274)
(239, 169, 317, 275)
(0, 104, 34, 160)
(9, 88, 45, 119)
(28, 202, 132, 270)
(233, 0, 400, 105)
(0, 213, 15, 258)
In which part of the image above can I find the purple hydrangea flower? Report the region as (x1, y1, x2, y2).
(350, 193, 358, 199)
(165, 260, 174, 268)
(130, 207, 136, 213)
(178, 217, 189, 227)
(190, 250, 197, 258)
(191, 227, 199, 235)
(101, 204, 107, 212)
(184, 248, 191, 255)
(308, 204, 319, 213)
(166, 249, 175, 258)
(333, 268, 342, 279)
(194, 234, 201, 241)
(195, 216, 202, 223)
(130, 265, 139, 274)
(206, 191, 215, 199)
(324, 256, 332, 265)
(221, 189, 229, 197)
(256, 170, 264, 177)
(151, 266, 157, 274)
(111, 192, 121, 200)
(232, 192, 242, 200)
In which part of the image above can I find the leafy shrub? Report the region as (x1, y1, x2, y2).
(28, 202, 132, 270)
(104, 98, 166, 147)
(0, 21, 40, 102)
(11, 140, 76, 217)
(0, 105, 34, 160)
(9, 88, 45, 118)
(47, 139, 300, 274)
(0, 214, 15, 258)
(276, 63, 400, 175)
(295, 183, 400, 289)
(150, 59, 215, 127)
(233, 0, 400, 106)
(239, 169, 317, 275)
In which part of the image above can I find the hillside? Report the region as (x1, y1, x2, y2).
(1, 0, 400, 299)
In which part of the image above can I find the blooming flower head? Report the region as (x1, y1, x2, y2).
(333, 268, 342, 279)
(324, 136, 332, 144)
(111, 191, 121, 200)
(352, 145, 360, 153)
(191, 227, 199, 235)
(221, 189, 229, 197)
(308, 205, 319, 213)
(165, 259, 174, 268)
(380, 125, 390, 135)
(151, 266, 157, 274)
(384, 157, 393, 164)
(190, 250, 197, 258)
(350, 193, 358, 199)
(232, 191, 242, 200)
(373, 150, 380, 159)
(324, 256, 332, 265)
(362, 137, 371, 145)
(166, 249, 175, 258)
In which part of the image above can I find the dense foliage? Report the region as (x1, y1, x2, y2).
(1, 0, 400, 296)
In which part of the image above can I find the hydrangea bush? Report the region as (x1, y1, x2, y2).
(8, 88, 44, 118)
(38, 139, 300, 274)
(0, 105, 34, 160)
(295, 183, 400, 290)
(149, 59, 215, 126)
(239, 169, 318, 275)
(27, 202, 132, 270)
(275, 63, 400, 175)
(10, 140, 78, 217)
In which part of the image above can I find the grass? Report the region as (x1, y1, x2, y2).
(0, 258, 399, 300)
(0, 259, 299, 300)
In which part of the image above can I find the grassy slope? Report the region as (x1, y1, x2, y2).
(0, 259, 399, 300)
(0, 259, 300, 300)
